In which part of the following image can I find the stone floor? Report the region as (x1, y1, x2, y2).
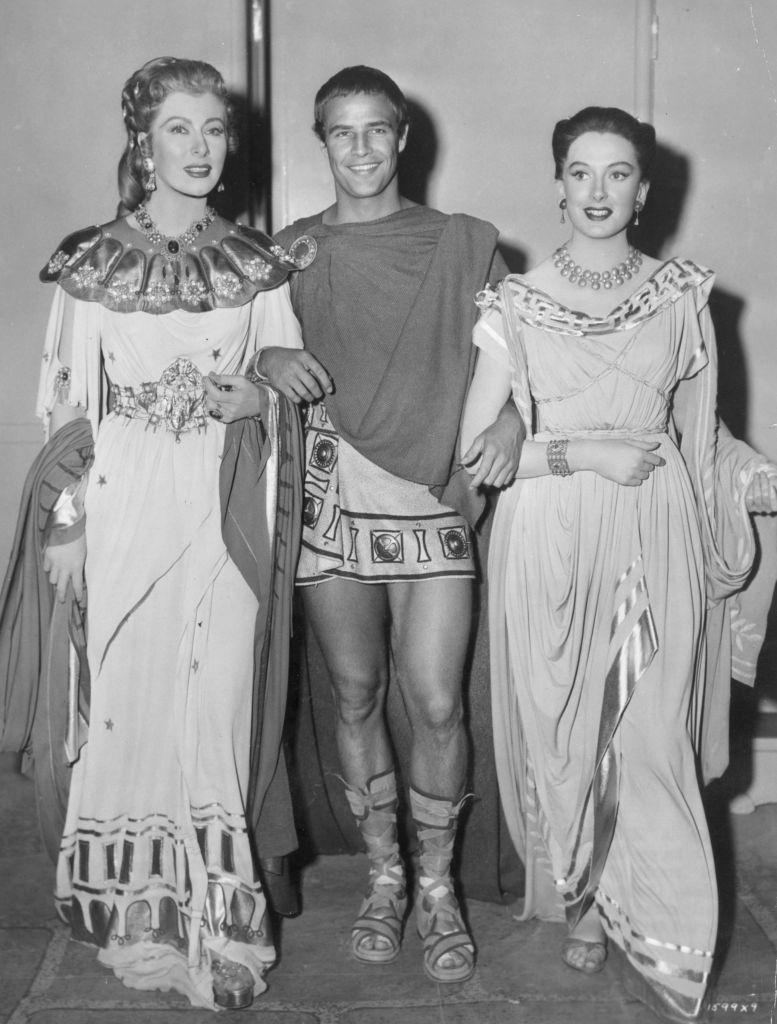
(1, 748, 776, 1024)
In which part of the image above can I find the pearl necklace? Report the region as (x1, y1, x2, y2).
(553, 245, 642, 290)
(134, 204, 216, 260)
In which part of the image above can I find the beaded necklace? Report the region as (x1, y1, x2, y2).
(134, 204, 216, 261)
(553, 245, 642, 290)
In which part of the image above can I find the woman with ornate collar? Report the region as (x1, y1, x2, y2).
(4, 56, 313, 1010)
(461, 106, 777, 1022)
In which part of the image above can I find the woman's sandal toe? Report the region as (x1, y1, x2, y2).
(561, 936, 608, 974)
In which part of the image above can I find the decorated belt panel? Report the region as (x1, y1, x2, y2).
(110, 358, 209, 440)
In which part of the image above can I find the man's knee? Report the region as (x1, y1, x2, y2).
(331, 674, 387, 728)
(411, 689, 463, 736)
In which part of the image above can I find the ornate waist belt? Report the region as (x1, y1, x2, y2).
(110, 357, 209, 440)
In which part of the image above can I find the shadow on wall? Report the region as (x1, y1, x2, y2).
(400, 97, 526, 274)
(212, 90, 263, 225)
(634, 142, 690, 260)
(709, 289, 748, 440)
(399, 98, 437, 208)
(636, 142, 748, 441)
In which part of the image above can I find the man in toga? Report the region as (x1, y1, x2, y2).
(255, 66, 523, 983)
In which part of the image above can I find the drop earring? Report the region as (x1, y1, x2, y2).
(559, 198, 567, 224)
(217, 181, 225, 193)
(142, 157, 156, 193)
(634, 201, 643, 226)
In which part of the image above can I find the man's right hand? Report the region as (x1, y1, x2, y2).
(257, 347, 334, 404)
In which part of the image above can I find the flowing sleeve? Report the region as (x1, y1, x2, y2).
(676, 283, 762, 604)
(473, 303, 511, 367)
(243, 283, 303, 368)
(675, 279, 772, 780)
(676, 275, 711, 380)
(36, 286, 103, 440)
(473, 280, 533, 437)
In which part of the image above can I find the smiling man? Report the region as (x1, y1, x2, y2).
(257, 66, 523, 983)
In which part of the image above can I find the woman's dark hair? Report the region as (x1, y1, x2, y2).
(313, 65, 409, 142)
(552, 106, 656, 179)
(117, 56, 237, 215)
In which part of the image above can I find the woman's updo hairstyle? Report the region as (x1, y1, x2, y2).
(118, 56, 237, 214)
(551, 106, 656, 180)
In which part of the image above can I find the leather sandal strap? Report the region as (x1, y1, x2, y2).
(351, 886, 407, 962)
(359, 887, 406, 915)
(423, 929, 475, 966)
(353, 914, 403, 944)
(368, 860, 405, 888)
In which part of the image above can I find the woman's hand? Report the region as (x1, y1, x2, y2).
(745, 464, 777, 514)
(255, 347, 334, 404)
(43, 534, 86, 604)
(203, 374, 268, 423)
(579, 438, 665, 486)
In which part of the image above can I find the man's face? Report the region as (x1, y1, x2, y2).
(320, 92, 407, 203)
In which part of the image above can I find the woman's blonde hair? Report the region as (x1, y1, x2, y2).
(117, 56, 237, 214)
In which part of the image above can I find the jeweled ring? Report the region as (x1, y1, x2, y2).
(210, 408, 223, 420)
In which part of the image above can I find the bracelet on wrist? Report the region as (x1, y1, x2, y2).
(246, 350, 269, 381)
(245, 353, 269, 406)
(547, 437, 572, 477)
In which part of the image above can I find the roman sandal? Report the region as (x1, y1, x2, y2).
(344, 769, 408, 964)
(561, 935, 607, 974)
(409, 787, 475, 984)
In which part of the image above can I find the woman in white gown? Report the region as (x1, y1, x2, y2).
(37, 57, 311, 1009)
(461, 107, 777, 1022)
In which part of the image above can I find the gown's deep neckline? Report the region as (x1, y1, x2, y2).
(501, 257, 714, 336)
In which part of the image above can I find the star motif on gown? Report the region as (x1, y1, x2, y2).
(105, 719, 114, 731)
(97, 475, 107, 486)
(192, 659, 199, 672)
(108, 351, 116, 362)
(211, 348, 221, 361)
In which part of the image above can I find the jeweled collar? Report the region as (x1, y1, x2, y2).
(499, 257, 714, 337)
(41, 213, 316, 314)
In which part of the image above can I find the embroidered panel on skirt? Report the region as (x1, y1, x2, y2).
(298, 403, 475, 584)
(56, 802, 272, 956)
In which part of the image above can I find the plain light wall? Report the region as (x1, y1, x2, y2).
(0, 0, 247, 568)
